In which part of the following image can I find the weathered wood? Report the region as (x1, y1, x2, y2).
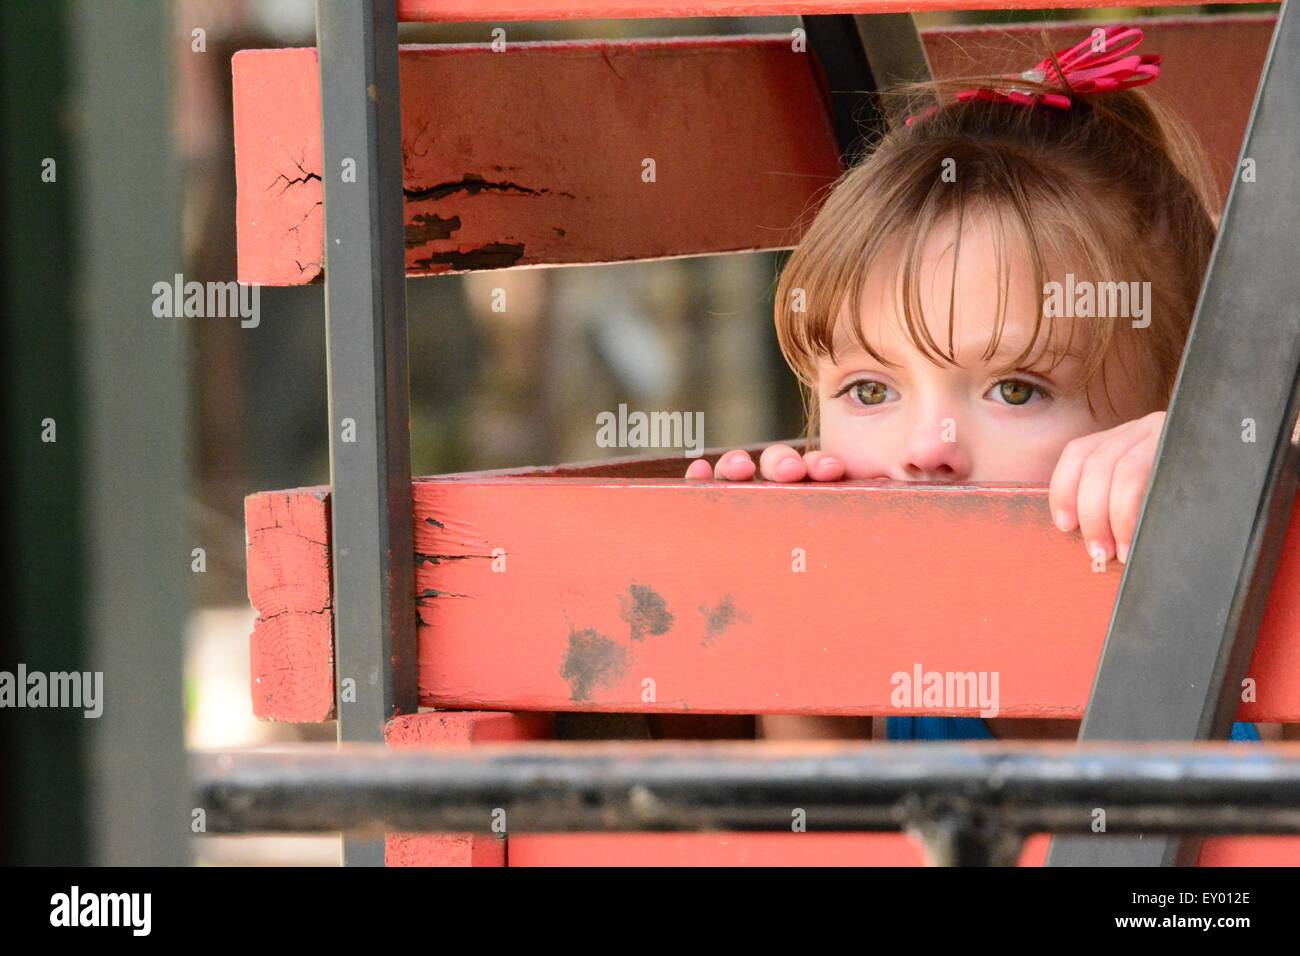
(245, 488, 334, 722)
(232, 15, 1277, 285)
(384, 711, 555, 866)
(242, 444, 780, 721)
(245, 470, 1300, 725)
(232, 37, 840, 285)
(394, 0, 1271, 22)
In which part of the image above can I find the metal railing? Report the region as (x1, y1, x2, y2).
(195, 741, 1300, 866)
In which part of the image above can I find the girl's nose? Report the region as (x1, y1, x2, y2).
(899, 422, 972, 482)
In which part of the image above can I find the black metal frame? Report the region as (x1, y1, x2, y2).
(317, 0, 418, 867)
(801, 14, 933, 167)
(298, 4, 1299, 868)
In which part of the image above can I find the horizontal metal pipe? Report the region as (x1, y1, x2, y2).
(191, 741, 1300, 837)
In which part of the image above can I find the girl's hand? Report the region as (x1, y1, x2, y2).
(1049, 411, 1166, 565)
(684, 444, 846, 482)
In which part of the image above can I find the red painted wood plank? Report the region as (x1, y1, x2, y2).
(232, 37, 840, 286)
(505, 832, 1300, 866)
(384, 711, 555, 866)
(245, 488, 335, 722)
(396, 0, 1273, 23)
(507, 832, 937, 865)
(233, 15, 1276, 285)
(413, 479, 1300, 721)
(240, 444, 774, 721)
(244, 476, 1300, 724)
(232, 48, 324, 285)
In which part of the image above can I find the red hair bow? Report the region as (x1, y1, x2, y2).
(905, 25, 1162, 127)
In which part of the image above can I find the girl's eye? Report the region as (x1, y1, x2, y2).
(836, 379, 895, 407)
(988, 378, 1046, 406)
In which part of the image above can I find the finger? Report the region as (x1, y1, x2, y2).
(1074, 427, 1152, 562)
(802, 450, 845, 482)
(1108, 433, 1157, 563)
(684, 458, 714, 480)
(714, 450, 757, 481)
(1049, 427, 1116, 531)
(759, 444, 807, 482)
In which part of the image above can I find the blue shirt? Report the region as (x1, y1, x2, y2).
(886, 716, 1261, 742)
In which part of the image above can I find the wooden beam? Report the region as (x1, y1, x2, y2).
(232, 16, 1276, 286)
(246, 471, 1300, 724)
(246, 488, 334, 722)
(394, 0, 1274, 23)
(232, 37, 840, 286)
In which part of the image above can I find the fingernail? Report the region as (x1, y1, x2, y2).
(1054, 509, 1070, 531)
(1088, 541, 1106, 562)
(820, 457, 841, 472)
(1117, 542, 1129, 564)
(776, 458, 802, 480)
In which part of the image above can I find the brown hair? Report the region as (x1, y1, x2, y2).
(775, 45, 1220, 445)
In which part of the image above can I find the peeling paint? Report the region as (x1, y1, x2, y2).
(403, 172, 576, 203)
(405, 212, 462, 246)
(413, 242, 525, 272)
(403, 172, 540, 202)
(414, 552, 476, 566)
(416, 587, 468, 602)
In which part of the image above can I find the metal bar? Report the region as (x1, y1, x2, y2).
(316, 0, 418, 867)
(803, 14, 932, 167)
(76, 0, 191, 866)
(1049, 1, 1300, 867)
(194, 743, 1300, 841)
(851, 13, 933, 93)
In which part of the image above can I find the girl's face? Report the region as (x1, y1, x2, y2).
(815, 216, 1153, 483)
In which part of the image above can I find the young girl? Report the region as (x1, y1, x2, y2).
(684, 25, 1270, 743)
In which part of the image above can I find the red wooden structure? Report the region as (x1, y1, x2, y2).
(235, 8, 1300, 865)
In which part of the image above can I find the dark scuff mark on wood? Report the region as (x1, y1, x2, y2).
(424, 516, 446, 529)
(405, 212, 461, 247)
(599, 46, 626, 80)
(619, 583, 674, 642)
(560, 626, 629, 701)
(413, 242, 525, 272)
(700, 595, 750, 645)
